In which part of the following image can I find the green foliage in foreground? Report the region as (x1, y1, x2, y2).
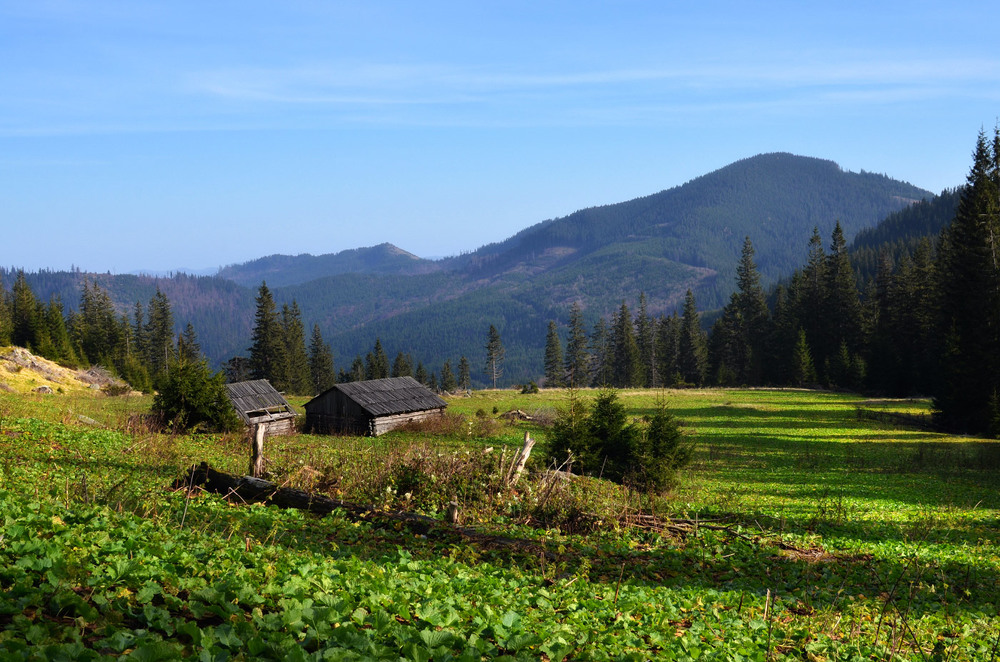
(2, 388, 1000, 660)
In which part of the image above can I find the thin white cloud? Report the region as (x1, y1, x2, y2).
(188, 56, 1000, 107)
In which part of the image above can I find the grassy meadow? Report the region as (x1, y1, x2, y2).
(1, 386, 999, 660)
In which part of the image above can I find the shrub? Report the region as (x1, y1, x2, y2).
(101, 382, 132, 397)
(520, 381, 539, 394)
(151, 360, 240, 432)
(548, 389, 690, 493)
(628, 401, 692, 492)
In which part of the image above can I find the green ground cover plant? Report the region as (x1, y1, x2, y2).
(2, 387, 999, 660)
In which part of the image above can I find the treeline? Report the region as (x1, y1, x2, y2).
(0, 274, 202, 393)
(540, 130, 1000, 437)
(236, 282, 474, 396)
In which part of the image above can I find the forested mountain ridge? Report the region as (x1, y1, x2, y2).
(217, 243, 441, 288)
(8, 153, 934, 385)
(443, 153, 929, 305)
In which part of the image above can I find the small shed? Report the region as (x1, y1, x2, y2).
(304, 376, 447, 436)
(224, 379, 297, 436)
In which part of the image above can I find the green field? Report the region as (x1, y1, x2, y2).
(2, 388, 999, 660)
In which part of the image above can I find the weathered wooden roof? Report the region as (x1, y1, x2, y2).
(224, 379, 297, 424)
(310, 376, 447, 417)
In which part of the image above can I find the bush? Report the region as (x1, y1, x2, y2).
(151, 360, 241, 432)
(521, 381, 539, 394)
(629, 402, 692, 492)
(548, 389, 691, 493)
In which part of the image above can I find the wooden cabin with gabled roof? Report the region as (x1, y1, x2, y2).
(224, 379, 297, 436)
(303, 376, 447, 436)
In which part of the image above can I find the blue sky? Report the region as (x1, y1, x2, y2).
(2, 1, 999, 273)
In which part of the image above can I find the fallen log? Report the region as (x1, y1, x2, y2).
(175, 462, 440, 532)
(174, 462, 557, 557)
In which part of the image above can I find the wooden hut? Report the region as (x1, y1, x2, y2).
(304, 376, 447, 436)
(224, 379, 297, 436)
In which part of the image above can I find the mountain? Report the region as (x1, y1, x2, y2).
(238, 153, 932, 382)
(443, 153, 928, 301)
(13, 153, 935, 386)
(217, 243, 440, 288)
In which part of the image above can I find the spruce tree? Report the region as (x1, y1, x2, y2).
(635, 293, 657, 387)
(391, 352, 413, 378)
(177, 323, 201, 364)
(795, 228, 828, 380)
(935, 129, 1000, 434)
(589, 317, 614, 387)
(281, 301, 312, 394)
(484, 324, 505, 389)
(145, 289, 175, 381)
(563, 302, 590, 387)
(72, 280, 126, 368)
(440, 360, 457, 392)
(349, 355, 366, 382)
(867, 250, 899, 393)
(824, 222, 863, 384)
(543, 320, 564, 387)
(308, 324, 336, 394)
(414, 361, 428, 385)
(677, 290, 707, 385)
(224, 356, 252, 383)
(131, 302, 146, 363)
(152, 359, 241, 432)
(458, 356, 471, 391)
(43, 296, 77, 365)
(248, 282, 288, 388)
(711, 238, 772, 386)
(0, 276, 11, 346)
(910, 239, 939, 395)
(10, 271, 41, 351)
(611, 302, 642, 387)
(791, 329, 817, 387)
(734, 237, 771, 383)
(631, 399, 691, 493)
(366, 338, 390, 380)
(656, 313, 680, 386)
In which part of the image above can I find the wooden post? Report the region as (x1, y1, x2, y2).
(250, 424, 266, 478)
(506, 432, 535, 486)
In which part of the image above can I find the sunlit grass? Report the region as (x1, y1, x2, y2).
(3, 386, 1000, 659)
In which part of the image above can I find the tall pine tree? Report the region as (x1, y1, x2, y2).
(281, 301, 312, 394)
(308, 324, 336, 394)
(935, 129, 1000, 434)
(636, 293, 657, 387)
(440, 360, 457, 392)
(458, 356, 471, 391)
(144, 289, 175, 382)
(248, 282, 288, 389)
(563, 302, 590, 387)
(824, 221, 863, 387)
(366, 338, 390, 380)
(484, 324, 505, 389)
(611, 302, 642, 387)
(391, 352, 413, 378)
(677, 290, 707, 385)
